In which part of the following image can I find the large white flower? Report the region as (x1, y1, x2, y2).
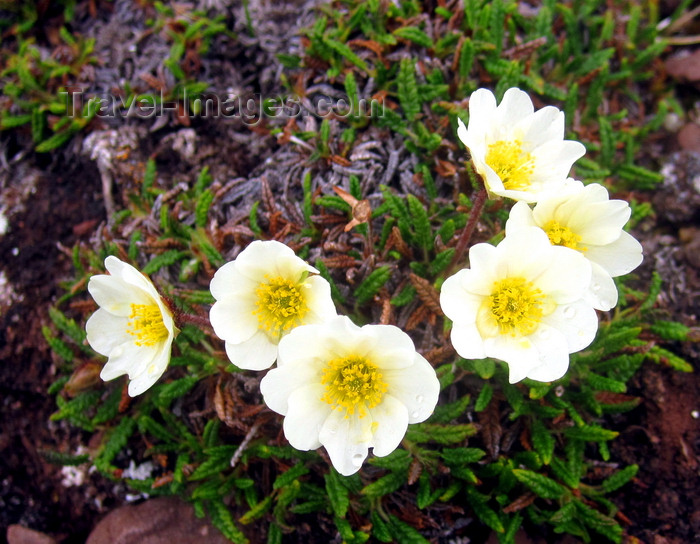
(86, 256, 177, 396)
(457, 87, 586, 202)
(260, 316, 440, 476)
(440, 227, 598, 383)
(506, 180, 643, 311)
(209, 240, 337, 371)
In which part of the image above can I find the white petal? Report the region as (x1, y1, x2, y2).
(585, 262, 619, 311)
(234, 240, 314, 283)
(303, 275, 338, 322)
(209, 297, 258, 344)
(504, 201, 537, 234)
(585, 230, 643, 277)
(87, 275, 151, 316)
(483, 335, 540, 383)
(368, 394, 409, 457)
(529, 246, 591, 304)
(382, 354, 440, 423)
(457, 118, 469, 147)
(104, 256, 162, 303)
(568, 200, 631, 246)
(541, 299, 598, 354)
(516, 106, 564, 148)
(282, 383, 329, 451)
(276, 323, 334, 367)
(450, 321, 487, 359)
(319, 410, 372, 476)
(126, 341, 172, 396)
(86, 309, 132, 356)
(260, 359, 324, 415)
(497, 88, 534, 126)
(523, 325, 571, 382)
(224, 330, 278, 370)
(530, 140, 586, 183)
(467, 88, 497, 137)
(439, 271, 483, 322)
(209, 260, 258, 301)
(99, 341, 158, 381)
(468, 242, 506, 290)
(364, 324, 417, 370)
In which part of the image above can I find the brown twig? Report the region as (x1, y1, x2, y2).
(445, 186, 488, 277)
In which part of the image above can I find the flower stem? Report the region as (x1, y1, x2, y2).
(446, 186, 488, 277)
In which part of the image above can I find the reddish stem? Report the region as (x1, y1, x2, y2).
(445, 186, 488, 277)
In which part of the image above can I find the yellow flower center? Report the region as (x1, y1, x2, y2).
(253, 276, 308, 336)
(127, 304, 169, 346)
(320, 356, 388, 418)
(489, 277, 545, 336)
(485, 139, 535, 190)
(544, 220, 585, 251)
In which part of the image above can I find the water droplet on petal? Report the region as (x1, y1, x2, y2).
(352, 453, 365, 466)
(563, 306, 576, 319)
(411, 411, 420, 419)
(592, 283, 601, 292)
(538, 328, 550, 340)
(415, 395, 424, 403)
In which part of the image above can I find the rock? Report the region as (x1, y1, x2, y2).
(666, 49, 700, 83)
(678, 123, 700, 153)
(6, 525, 57, 544)
(85, 497, 231, 544)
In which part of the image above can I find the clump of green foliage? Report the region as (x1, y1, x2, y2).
(42, 1, 695, 543)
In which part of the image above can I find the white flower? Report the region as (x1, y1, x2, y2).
(259, 316, 440, 476)
(86, 256, 177, 396)
(457, 87, 586, 202)
(505, 181, 643, 311)
(440, 227, 598, 383)
(209, 240, 337, 371)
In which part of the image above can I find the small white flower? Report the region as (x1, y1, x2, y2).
(86, 256, 176, 396)
(260, 316, 440, 476)
(457, 87, 586, 202)
(209, 240, 337, 370)
(506, 181, 643, 311)
(440, 227, 598, 383)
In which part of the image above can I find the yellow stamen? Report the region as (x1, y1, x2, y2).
(127, 304, 169, 346)
(253, 275, 308, 336)
(544, 220, 585, 251)
(321, 356, 388, 418)
(489, 277, 545, 336)
(485, 139, 535, 190)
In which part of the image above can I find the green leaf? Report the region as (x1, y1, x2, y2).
(600, 464, 638, 493)
(361, 471, 405, 498)
(142, 250, 187, 274)
(441, 447, 486, 466)
(239, 496, 272, 525)
(531, 419, 555, 465)
(354, 265, 392, 305)
(512, 469, 567, 499)
(474, 382, 493, 412)
(393, 26, 433, 49)
(565, 425, 618, 442)
(406, 423, 477, 444)
(398, 58, 420, 122)
(387, 515, 430, 544)
(324, 37, 369, 72)
(325, 469, 350, 518)
(143, 158, 157, 193)
(208, 500, 249, 544)
(466, 487, 504, 533)
(195, 189, 214, 228)
(650, 320, 689, 341)
(272, 462, 309, 489)
(406, 195, 432, 251)
(573, 500, 622, 543)
(94, 418, 136, 473)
